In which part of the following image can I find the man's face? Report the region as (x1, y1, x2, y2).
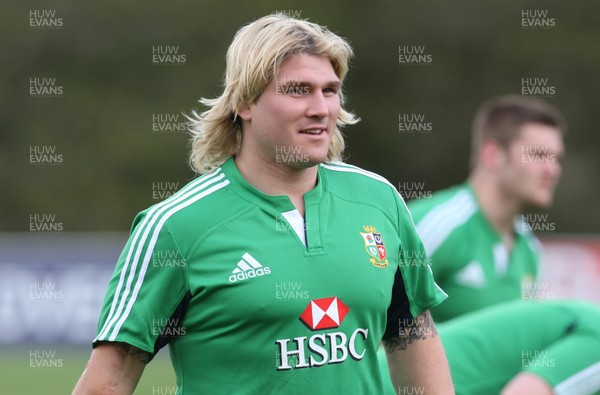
(499, 123, 564, 208)
(238, 54, 341, 168)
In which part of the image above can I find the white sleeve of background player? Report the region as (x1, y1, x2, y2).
(414, 189, 477, 257)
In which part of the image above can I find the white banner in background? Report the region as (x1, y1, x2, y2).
(0, 263, 112, 344)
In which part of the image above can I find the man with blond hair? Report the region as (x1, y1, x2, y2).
(73, 14, 453, 394)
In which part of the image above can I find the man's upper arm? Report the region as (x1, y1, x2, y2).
(394, 188, 447, 319)
(383, 310, 454, 394)
(82, 213, 189, 393)
(382, 309, 438, 353)
(72, 342, 149, 395)
(94, 217, 190, 356)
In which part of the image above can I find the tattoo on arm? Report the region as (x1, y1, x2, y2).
(383, 310, 438, 352)
(117, 342, 152, 364)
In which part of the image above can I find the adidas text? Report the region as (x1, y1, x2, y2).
(229, 267, 271, 283)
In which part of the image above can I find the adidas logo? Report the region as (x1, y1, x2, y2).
(228, 253, 271, 283)
(455, 260, 486, 289)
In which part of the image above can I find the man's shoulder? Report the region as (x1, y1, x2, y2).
(320, 162, 398, 203)
(408, 183, 474, 222)
(320, 162, 395, 190)
(133, 167, 239, 232)
(408, 183, 480, 257)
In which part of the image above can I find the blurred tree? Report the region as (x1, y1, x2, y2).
(1, 0, 598, 232)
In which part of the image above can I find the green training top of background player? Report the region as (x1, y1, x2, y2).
(408, 183, 540, 322)
(441, 299, 600, 395)
(379, 299, 600, 395)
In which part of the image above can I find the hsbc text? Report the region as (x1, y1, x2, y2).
(275, 328, 368, 370)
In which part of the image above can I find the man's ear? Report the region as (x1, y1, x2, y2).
(237, 104, 252, 121)
(480, 139, 507, 170)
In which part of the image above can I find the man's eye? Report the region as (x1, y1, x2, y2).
(290, 86, 307, 95)
(278, 85, 308, 96)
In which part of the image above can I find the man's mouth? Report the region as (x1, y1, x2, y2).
(299, 129, 325, 135)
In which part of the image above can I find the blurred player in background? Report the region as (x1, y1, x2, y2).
(73, 14, 453, 394)
(380, 299, 600, 394)
(409, 95, 566, 322)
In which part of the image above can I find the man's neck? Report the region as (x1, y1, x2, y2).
(234, 155, 318, 216)
(468, 171, 521, 247)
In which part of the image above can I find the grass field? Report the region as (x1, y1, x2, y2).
(2, 345, 176, 395)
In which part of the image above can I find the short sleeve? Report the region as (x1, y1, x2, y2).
(93, 210, 191, 357)
(393, 188, 448, 319)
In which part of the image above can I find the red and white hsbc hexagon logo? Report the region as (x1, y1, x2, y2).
(276, 297, 369, 371)
(300, 297, 350, 330)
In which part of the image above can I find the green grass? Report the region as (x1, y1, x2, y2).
(1, 345, 176, 395)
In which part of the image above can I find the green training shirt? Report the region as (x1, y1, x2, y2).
(378, 300, 600, 395)
(440, 300, 600, 395)
(408, 183, 540, 322)
(93, 158, 447, 394)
